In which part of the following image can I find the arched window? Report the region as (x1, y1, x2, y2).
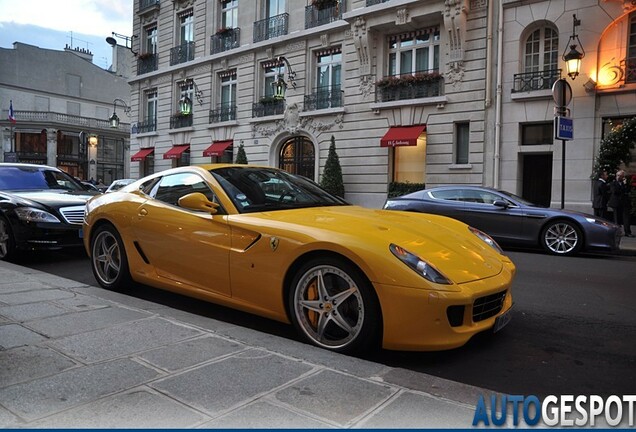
(518, 26, 559, 91)
(279, 137, 315, 180)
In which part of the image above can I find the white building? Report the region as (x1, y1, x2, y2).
(128, 0, 635, 212)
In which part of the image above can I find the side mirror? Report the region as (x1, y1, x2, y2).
(492, 200, 509, 209)
(178, 192, 219, 214)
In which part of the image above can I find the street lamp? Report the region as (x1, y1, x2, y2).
(562, 14, 585, 80)
(108, 98, 131, 128)
(106, 32, 138, 56)
(271, 56, 297, 99)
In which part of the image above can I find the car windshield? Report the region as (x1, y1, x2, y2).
(211, 166, 348, 213)
(497, 189, 542, 207)
(0, 166, 86, 192)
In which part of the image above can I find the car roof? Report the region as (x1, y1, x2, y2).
(0, 162, 61, 171)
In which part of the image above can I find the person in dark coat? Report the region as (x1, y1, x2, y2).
(592, 170, 609, 218)
(608, 170, 633, 236)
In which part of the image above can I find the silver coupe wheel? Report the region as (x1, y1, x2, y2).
(91, 225, 131, 290)
(291, 260, 379, 353)
(542, 220, 582, 256)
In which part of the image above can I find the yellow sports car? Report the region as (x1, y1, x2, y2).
(83, 164, 515, 353)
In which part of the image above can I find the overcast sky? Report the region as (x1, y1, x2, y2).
(0, 0, 134, 70)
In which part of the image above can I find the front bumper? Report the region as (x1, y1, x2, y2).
(375, 261, 515, 351)
(11, 219, 84, 251)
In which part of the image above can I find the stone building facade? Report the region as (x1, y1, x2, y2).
(128, 0, 635, 211)
(0, 43, 131, 184)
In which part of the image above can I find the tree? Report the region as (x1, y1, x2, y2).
(320, 135, 345, 198)
(235, 143, 248, 164)
(593, 117, 636, 175)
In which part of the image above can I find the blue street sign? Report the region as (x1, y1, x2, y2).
(555, 116, 574, 140)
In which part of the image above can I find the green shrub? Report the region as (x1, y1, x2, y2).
(320, 135, 345, 198)
(388, 181, 426, 198)
(235, 143, 248, 164)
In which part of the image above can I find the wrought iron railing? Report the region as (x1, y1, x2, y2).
(366, 0, 389, 5)
(252, 99, 285, 118)
(138, 0, 160, 13)
(512, 69, 561, 93)
(620, 57, 636, 83)
(137, 53, 158, 75)
(209, 105, 237, 123)
(170, 42, 195, 66)
(211, 28, 240, 55)
(135, 119, 156, 134)
(305, 2, 342, 29)
(375, 73, 444, 102)
(16, 151, 47, 160)
(304, 88, 343, 110)
(253, 14, 288, 43)
(170, 114, 193, 129)
(57, 153, 80, 162)
(2, 110, 128, 132)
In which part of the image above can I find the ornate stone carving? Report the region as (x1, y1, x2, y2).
(444, 0, 470, 72)
(352, 17, 371, 75)
(396, 8, 410, 25)
(444, 66, 464, 87)
(172, 0, 195, 12)
(251, 106, 344, 138)
(360, 75, 375, 99)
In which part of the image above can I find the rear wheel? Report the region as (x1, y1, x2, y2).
(0, 216, 16, 261)
(288, 257, 381, 354)
(541, 220, 582, 256)
(90, 224, 132, 291)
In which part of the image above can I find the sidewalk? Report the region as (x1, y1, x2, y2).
(0, 260, 485, 428)
(619, 231, 636, 255)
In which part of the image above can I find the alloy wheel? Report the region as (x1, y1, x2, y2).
(92, 230, 123, 285)
(543, 221, 580, 255)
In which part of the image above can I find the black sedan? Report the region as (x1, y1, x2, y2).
(0, 163, 98, 260)
(384, 185, 622, 256)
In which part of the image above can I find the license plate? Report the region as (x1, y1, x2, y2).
(493, 305, 513, 333)
(78, 229, 84, 239)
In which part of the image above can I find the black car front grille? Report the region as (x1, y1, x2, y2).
(473, 290, 507, 322)
(59, 206, 85, 225)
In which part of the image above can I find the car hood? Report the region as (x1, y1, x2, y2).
(234, 205, 506, 284)
(8, 190, 96, 209)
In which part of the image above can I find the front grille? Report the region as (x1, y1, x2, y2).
(473, 290, 507, 322)
(60, 206, 85, 225)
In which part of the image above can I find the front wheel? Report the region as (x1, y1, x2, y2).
(90, 224, 132, 291)
(541, 220, 582, 256)
(288, 257, 381, 354)
(0, 216, 17, 261)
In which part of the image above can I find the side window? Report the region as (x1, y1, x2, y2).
(429, 189, 462, 201)
(153, 173, 219, 208)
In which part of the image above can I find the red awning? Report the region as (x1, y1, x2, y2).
(130, 147, 154, 162)
(203, 140, 233, 157)
(380, 125, 426, 147)
(163, 144, 190, 159)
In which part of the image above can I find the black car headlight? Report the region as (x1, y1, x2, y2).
(468, 226, 503, 254)
(389, 243, 451, 284)
(14, 207, 61, 223)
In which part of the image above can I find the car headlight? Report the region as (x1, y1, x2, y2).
(585, 217, 611, 227)
(389, 243, 451, 284)
(14, 207, 61, 223)
(468, 226, 503, 254)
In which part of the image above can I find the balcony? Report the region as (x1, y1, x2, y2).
(305, 1, 342, 29)
(137, 53, 158, 75)
(135, 119, 156, 134)
(170, 42, 195, 66)
(211, 28, 240, 55)
(137, 0, 159, 16)
(304, 87, 343, 111)
(209, 105, 237, 123)
(621, 57, 636, 84)
(170, 113, 193, 129)
(366, 0, 389, 5)
(512, 69, 561, 93)
(253, 13, 288, 43)
(2, 110, 128, 132)
(252, 98, 285, 118)
(375, 72, 443, 103)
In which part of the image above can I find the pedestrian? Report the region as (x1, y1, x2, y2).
(592, 170, 609, 218)
(608, 169, 633, 237)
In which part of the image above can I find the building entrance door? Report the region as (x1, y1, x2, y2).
(522, 153, 552, 207)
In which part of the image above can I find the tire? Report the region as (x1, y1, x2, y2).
(288, 257, 381, 354)
(90, 224, 133, 291)
(541, 220, 583, 256)
(0, 216, 16, 261)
